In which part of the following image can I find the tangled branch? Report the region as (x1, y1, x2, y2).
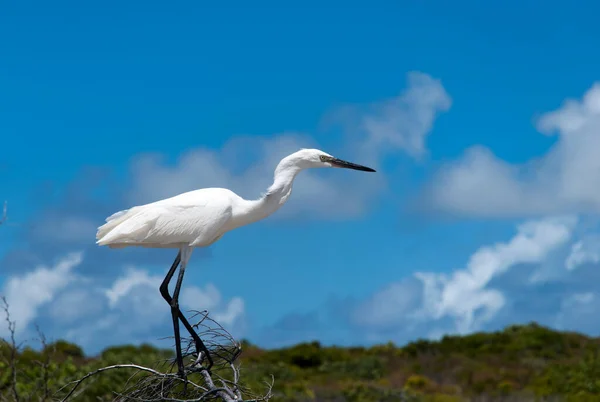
(58, 310, 273, 402)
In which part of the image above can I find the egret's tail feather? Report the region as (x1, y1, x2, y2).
(96, 207, 159, 246)
(96, 207, 140, 243)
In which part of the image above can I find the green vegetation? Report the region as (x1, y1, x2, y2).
(2, 322, 600, 401)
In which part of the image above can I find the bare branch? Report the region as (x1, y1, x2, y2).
(57, 364, 186, 402)
(32, 325, 52, 401)
(58, 310, 272, 402)
(1, 296, 20, 402)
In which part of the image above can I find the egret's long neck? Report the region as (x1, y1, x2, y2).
(233, 157, 302, 227)
(264, 161, 302, 205)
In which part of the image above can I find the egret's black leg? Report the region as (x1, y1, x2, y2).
(159, 252, 185, 377)
(159, 252, 214, 376)
(170, 257, 187, 380)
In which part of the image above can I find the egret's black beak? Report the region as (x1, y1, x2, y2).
(329, 158, 376, 172)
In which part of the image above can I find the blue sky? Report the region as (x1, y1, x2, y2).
(3, 0, 600, 354)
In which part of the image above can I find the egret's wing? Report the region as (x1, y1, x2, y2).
(146, 201, 233, 246)
(97, 196, 232, 247)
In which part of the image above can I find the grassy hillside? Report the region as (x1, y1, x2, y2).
(2, 322, 600, 401)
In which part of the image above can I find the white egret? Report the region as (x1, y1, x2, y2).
(96, 148, 376, 377)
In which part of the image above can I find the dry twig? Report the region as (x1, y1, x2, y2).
(1, 296, 21, 402)
(58, 310, 273, 402)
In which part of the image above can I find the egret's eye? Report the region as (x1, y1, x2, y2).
(319, 155, 328, 162)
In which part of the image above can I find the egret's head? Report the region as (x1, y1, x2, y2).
(293, 148, 376, 172)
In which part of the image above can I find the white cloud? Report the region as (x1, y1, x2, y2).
(266, 212, 600, 346)
(353, 216, 577, 338)
(565, 235, 600, 271)
(48, 288, 105, 324)
(0, 252, 245, 352)
(103, 267, 245, 326)
(0, 252, 83, 336)
(361, 71, 452, 160)
(418, 217, 576, 333)
(351, 277, 423, 329)
(180, 283, 245, 328)
(88, 268, 245, 350)
(422, 82, 600, 218)
(212, 298, 245, 328)
(181, 283, 222, 311)
(105, 266, 162, 308)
